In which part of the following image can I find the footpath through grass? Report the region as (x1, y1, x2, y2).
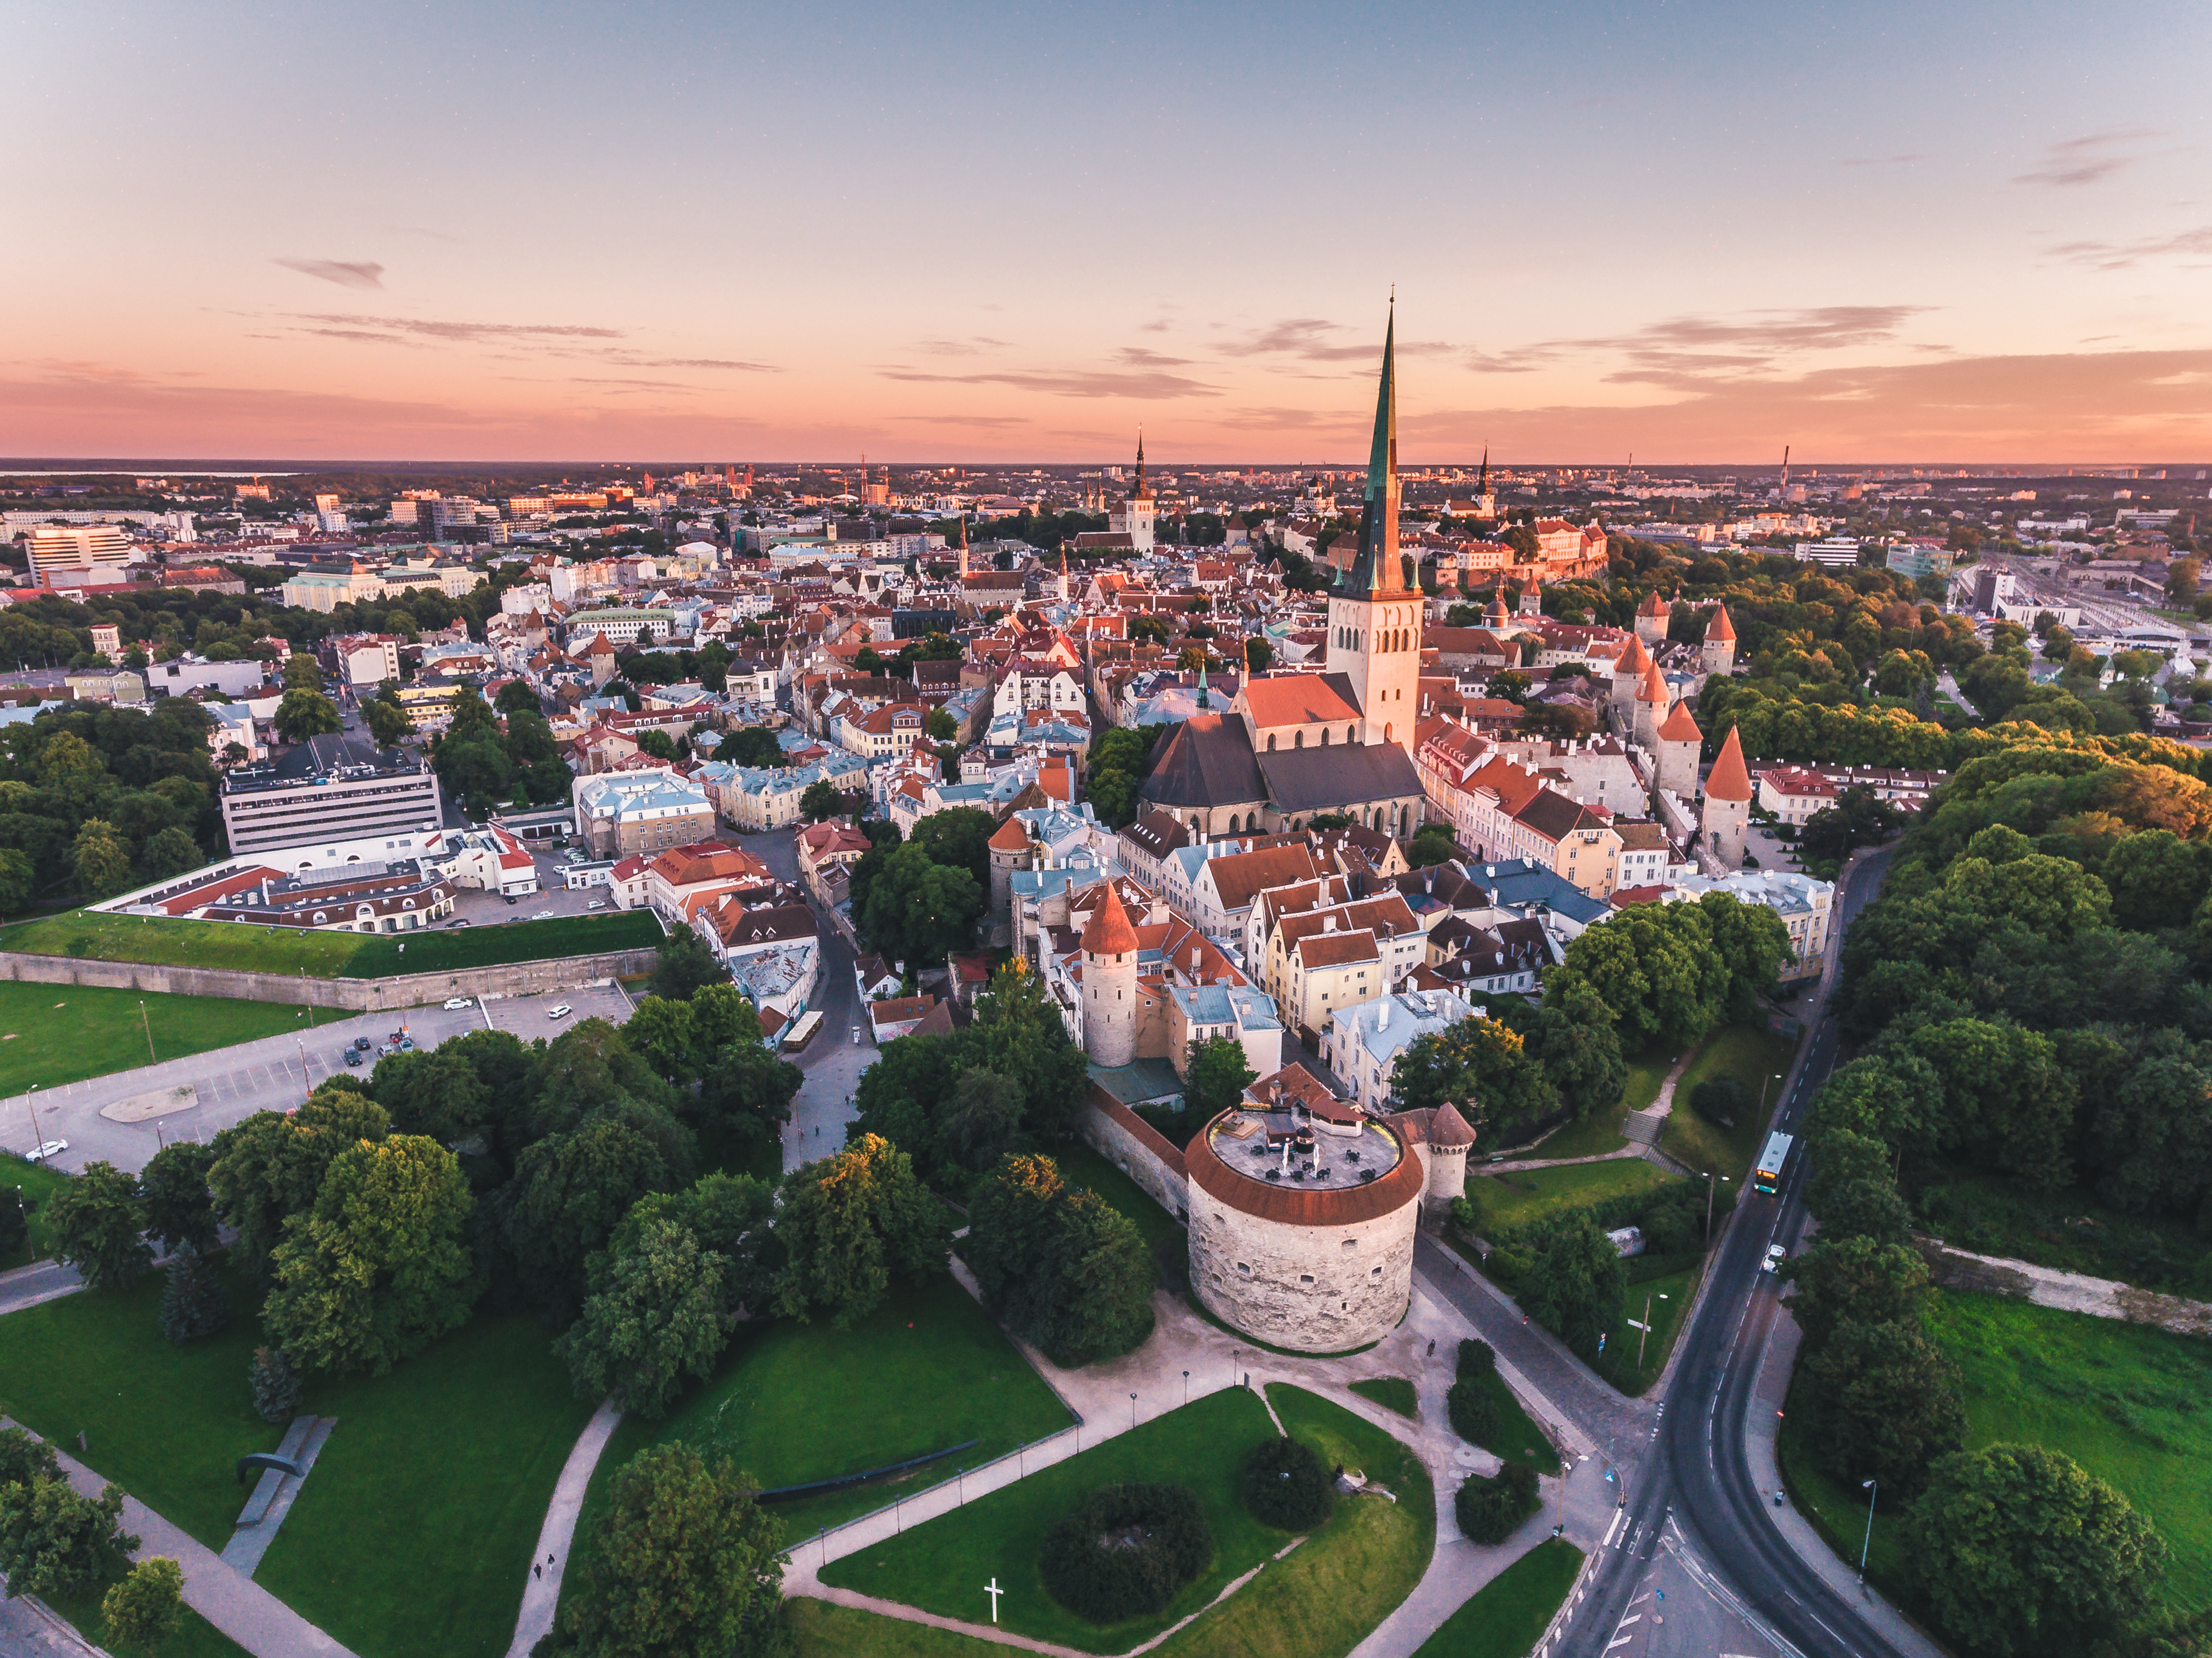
(0, 981, 309, 1095)
(0, 907, 662, 981)
(1532, 1042, 1681, 1161)
(581, 1273, 1075, 1547)
(1409, 1537, 1584, 1658)
(0, 1255, 597, 1658)
(1658, 1023, 1800, 1182)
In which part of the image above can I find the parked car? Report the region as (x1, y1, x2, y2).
(345, 1048, 364, 1066)
(587, 899, 608, 911)
(443, 998, 473, 1011)
(24, 1139, 68, 1162)
(448, 918, 470, 928)
(1762, 1244, 1786, 1273)
(547, 1004, 573, 1021)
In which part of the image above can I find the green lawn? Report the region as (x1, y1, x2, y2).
(0, 1155, 74, 1271)
(581, 1274, 1074, 1551)
(1911, 1162, 2211, 1296)
(1657, 1023, 1800, 1182)
(45, 1574, 256, 1658)
(1453, 1369, 1560, 1474)
(0, 1254, 597, 1658)
(791, 1599, 1000, 1657)
(1587, 1265, 1699, 1397)
(0, 981, 311, 1095)
(819, 1387, 1286, 1653)
(1465, 1160, 1670, 1235)
(1349, 1377, 1418, 1419)
(1527, 1044, 1681, 1161)
(257, 1313, 596, 1658)
(1929, 1289, 2212, 1608)
(0, 907, 662, 982)
(1409, 1538, 1584, 1658)
(1051, 1141, 1185, 1257)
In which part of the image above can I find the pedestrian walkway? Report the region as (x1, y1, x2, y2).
(221, 1416, 338, 1578)
(2, 1419, 357, 1658)
(0, 1258, 83, 1316)
(504, 1398, 621, 1658)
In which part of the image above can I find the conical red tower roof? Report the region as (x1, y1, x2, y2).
(1705, 725, 1753, 801)
(1617, 633, 1650, 677)
(1704, 605, 1736, 643)
(1657, 698, 1703, 743)
(988, 816, 1030, 852)
(1081, 881, 1140, 955)
(1637, 660, 1668, 703)
(1636, 589, 1670, 616)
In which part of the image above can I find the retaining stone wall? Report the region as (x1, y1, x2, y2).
(0, 948, 661, 1012)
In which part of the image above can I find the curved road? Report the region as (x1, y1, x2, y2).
(1562, 845, 1900, 1658)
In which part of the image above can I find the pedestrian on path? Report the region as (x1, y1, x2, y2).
(533, 1563, 542, 1580)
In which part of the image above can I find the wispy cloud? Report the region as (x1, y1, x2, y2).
(1841, 153, 1925, 168)
(879, 366, 1217, 399)
(274, 258, 385, 290)
(1463, 306, 1931, 384)
(2014, 127, 2161, 187)
(1114, 347, 1194, 368)
(287, 312, 623, 344)
(2046, 223, 2212, 270)
(1220, 318, 1377, 361)
(911, 336, 1014, 357)
(888, 413, 1032, 428)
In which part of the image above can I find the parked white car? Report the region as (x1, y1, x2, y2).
(25, 1139, 68, 1162)
(547, 1004, 573, 1021)
(443, 998, 473, 1011)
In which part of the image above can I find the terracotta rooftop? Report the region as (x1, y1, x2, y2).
(1706, 725, 1754, 802)
(1703, 604, 1736, 643)
(1656, 698, 1703, 743)
(1080, 879, 1141, 956)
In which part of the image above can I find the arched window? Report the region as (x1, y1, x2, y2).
(1294, 731, 1304, 749)
(1267, 733, 1277, 751)
(1319, 728, 1330, 747)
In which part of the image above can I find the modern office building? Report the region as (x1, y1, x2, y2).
(219, 733, 445, 860)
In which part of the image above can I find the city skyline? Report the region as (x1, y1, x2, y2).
(7, 0, 2211, 463)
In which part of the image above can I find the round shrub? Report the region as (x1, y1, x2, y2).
(1038, 1483, 1213, 1624)
(1447, 1377, 1501, 1445)
(1689, 1076, 1750, 1126)
(1456, 1338, 1496, 1379)
(1244, 1435, 1332, 1531)
(1455, 1460, 1542, 1544)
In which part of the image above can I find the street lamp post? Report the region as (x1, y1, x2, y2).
(25, 1085, 44, 1155)
(139, 998, 156, 1063)
(1182, 1370, 1189, 1408)
(1859, 1479, 1877, 1584)
(1128, 1392, 1137, 1431)
(1704, 1172, 1731, 1240)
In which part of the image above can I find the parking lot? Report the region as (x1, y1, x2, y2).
(439, 846, 622, 929)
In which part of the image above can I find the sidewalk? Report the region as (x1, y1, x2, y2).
(0, 1258, 84, 1316)
(504, 1399, 622, 1658)
(3, 1419, 357, 1658)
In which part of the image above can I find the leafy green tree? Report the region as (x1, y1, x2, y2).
(963, 1154, 1156, 1366)
(774, 1134, 949, 1327)
(1799, 1317, 1966, 1495)
(799, 779, 844, 821)
(961, 962, 1090, 1139)
(281, 654, 324, 693)
(68, 818, 135, 898)
(1511, 1209, 1625, 1348)
(45, 1161, 152, 1290)
(1800, 785, 1905, 867)
(1778, 1234, 1930, 1351)
(556, 1216, 730, 1417)
(501, 1118, 680, 1321)
(362, 695, 412, 748)
(636, 729, 679, 762)
(445, 686, 498, 742)
(713, 727, 783, 768)
(208, 1092, 392, 1277)
(1908, 1018, 2078, 1190)
(263, 1135, 479, 1376)
(101, 1555, 185, 1653)
(911, 806, 997, 887)
(273, 689, 341, 744)
(1406, 822, 1459, 867)
(942, 1066, 1025, 1173)
(137, 825, 203, 880)
(1804, 1129, 1913, 1245)
(0, 1475, 138, 1601)
(1549, 902, 1729, 1053)
(1454, 1462, 1541, 1545)
(157, 1243, 230, 1344)
(1692, 891, 1791, 1018)
(924, 708, 958, 742)
(551, 1443, 788, 1658)
(249, 1346, 301, 1424)
(369, 1046, 493, 1151)
(0, 847, 33, 914)
(1185, 1037, 1257, 1121)
(137, 1141, 219, 1254)
(1905, 1444, 2166, 1657)
(0, 1427, 59, 1489)
(1393, 1015, 1552, 1135)
(649, 929, 727, 999)
(857, 839, 984, 967)
(495, 678, 540, 715)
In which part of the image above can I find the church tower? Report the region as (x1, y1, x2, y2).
(1081, 882, 1141, 1068)
(957, 516, 970, 581)
(1058, 549, 1071, 604)
(1108, 432, 1158, 552)
(1322, 306, 1423, 753)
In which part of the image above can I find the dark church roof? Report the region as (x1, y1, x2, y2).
(1255, 741, 1424, 814)
(1138, 714, 1267, 810)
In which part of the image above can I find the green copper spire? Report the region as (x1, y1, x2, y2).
(1196, 659, 1209, 711)
(1337, 303, 1402, 596)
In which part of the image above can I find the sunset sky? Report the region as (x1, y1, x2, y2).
(7, 0, 2211, 465)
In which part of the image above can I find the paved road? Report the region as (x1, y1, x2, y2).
(743, 829, 872, 1172)
(1563, 845, 1908, 1658)
(0, 982, 636, 1177)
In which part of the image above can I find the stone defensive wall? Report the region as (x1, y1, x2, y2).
(0, 948, 661, 1014)
(1077, 1083, 1190, 1226)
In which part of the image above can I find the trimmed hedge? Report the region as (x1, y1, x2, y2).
(1243, 1435, 1332, 1532)
(1447, 1377, 1499, 1444)
(1456, 1460, 1542, 1545)
(1038, 1483, 1214, 1624)
(1457, 1338, 1496, 1379)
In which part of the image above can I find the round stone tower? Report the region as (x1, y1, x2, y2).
(1611, 633, 1650, 729)
(1421, 1100, 1476, 1214)
(1081, 880, 1141, 1068)
(1634, 588, 1671, 647)
(987, 814, 1030, 930)
(1653, 696, 1703, 803)
(1700, 724, 1754, 870)
(1700, 604, 1738, 676)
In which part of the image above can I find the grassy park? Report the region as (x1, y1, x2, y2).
(0, 1256, 597, 1658)
(44, 1580, 252, 1658)
(1409, 1538, 1584, 1658)
(1, 1155, 74, 1270)
(0, 981, 310, 1095)
(578, 1274, 1076, 1546)
(0, 907, 662, 980)
(1465, 1159, 1670, 1234)
(817, 1384, 1433, 1658)
(1451, 1367, 1560, 1474)
(1590, 1263, 1700, 1396)
(1530, 1044, 1676, 1160)
(1657, 1023, 1800, 1182)
(1050, 1141, 1185, 1257)
(1349, 1377, 1418, 1419)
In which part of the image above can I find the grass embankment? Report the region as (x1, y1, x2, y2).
(815, 1385, 1432, 1658)
(1349, 1377, 1418, 1419)
(1783, 1289, 2212, 1616)
(1, 1156, 73, 1270)
(1467, 1160, 1670, 1233)
(1594, 1263, 1700, 1397)
(1408, 1538, 1585, 1658)
(0, 1255, 597, 1658)
(0, 907, 662, 981)
(1051, 1141, 1185, 1257)
(1912, 1161, 2212, 1296)
(0, 982, 310, 1095)
(43, 1582, 251, 1658)
(578, 1274, 1074, 1548)
(1529, 1043, 1680, 1161)
(1658, 1023, 1800, 1182)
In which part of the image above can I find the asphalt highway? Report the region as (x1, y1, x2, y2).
(1565, 845, 1900, 1658)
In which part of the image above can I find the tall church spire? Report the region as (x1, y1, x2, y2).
(1133, 429, 1150, 500)
(1337, 302, 1401, 596)
(1477, 445, 1488, 493)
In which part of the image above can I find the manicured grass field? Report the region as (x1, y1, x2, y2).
(1409, 1538, 1584, 1658)
(1452, 1369, 1560, 1474)
(582, 1274, 1075, 1547)
(790, 1599, 999, 1657)
(1349, 1377, 1418, 1419)
(1051, 1141, 1185, 1258)
(0, 1155, 74, 1271)
(0, 1254, 597, 1658)
(0, 907, 662, 981)
(1467, 1160, 1670, 1234)
(46, 1575, 254, 1658)
(1657, 1023, 1800, 1182)
(0, 981, 310, 1095)
(820, 1386, 1284, 1652)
